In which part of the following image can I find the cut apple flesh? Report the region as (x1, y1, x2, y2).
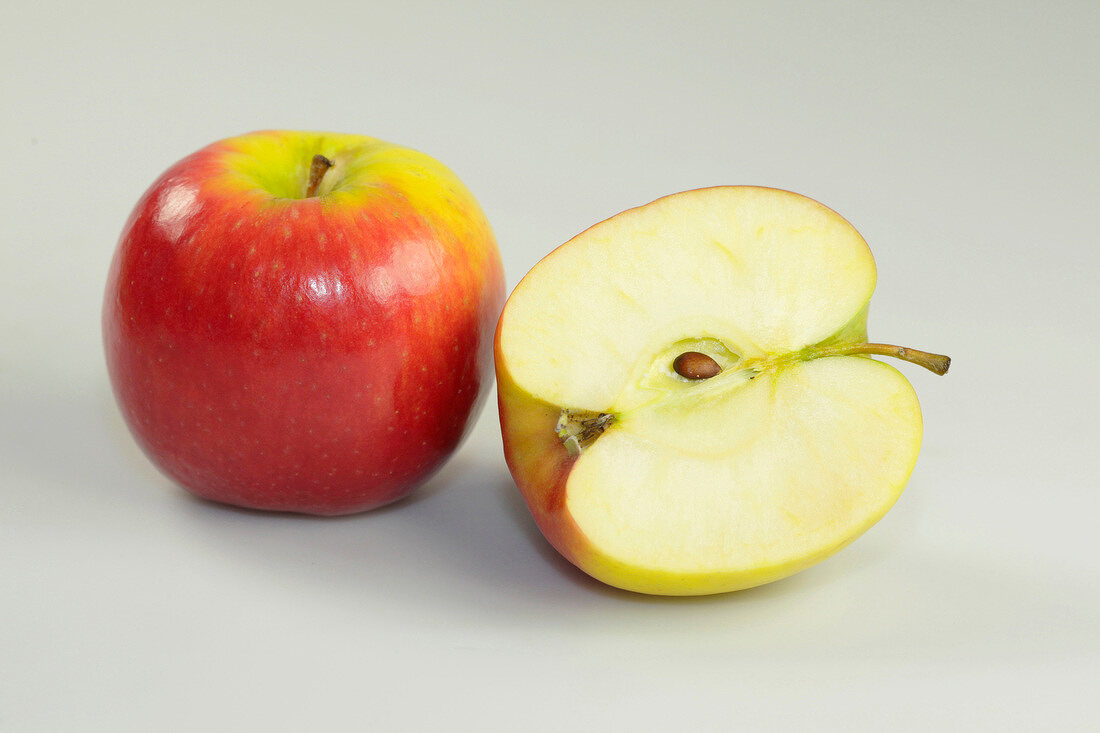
(568, 358, 920, 592)
(498, 186, 929, 594)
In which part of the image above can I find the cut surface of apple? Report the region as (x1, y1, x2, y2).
(497, 186, 947, 595)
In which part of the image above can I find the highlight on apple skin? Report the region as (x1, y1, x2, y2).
(104, 131, 505, 515)
(495, 186, 950, 595)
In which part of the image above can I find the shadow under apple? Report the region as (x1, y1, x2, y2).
(173, 432, 896, 629)
(22, 387, 1083, 662)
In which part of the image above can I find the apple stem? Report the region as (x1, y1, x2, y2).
(814, 343, 951, 375)
(305, 154, 335, 198)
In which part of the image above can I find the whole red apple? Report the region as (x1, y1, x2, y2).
(104, 131, 505, 515)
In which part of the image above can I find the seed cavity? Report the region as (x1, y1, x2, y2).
(673, 351, 721, 380)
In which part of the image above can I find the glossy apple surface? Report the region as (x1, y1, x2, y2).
(104, 131, 504, 514)
(496, 186, 947, 595)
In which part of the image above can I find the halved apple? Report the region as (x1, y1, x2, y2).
(496, 186, 949, 595)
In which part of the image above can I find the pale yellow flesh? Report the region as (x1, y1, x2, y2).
(498, 187, 923, 592)
(501, 187, 876, 411)
(568, 357, 920, 577)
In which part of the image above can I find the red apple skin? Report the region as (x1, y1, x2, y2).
(104, 132, 504, 515)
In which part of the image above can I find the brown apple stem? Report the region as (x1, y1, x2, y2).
(305, 154, 335, 198)
(815, 342, 951, 375)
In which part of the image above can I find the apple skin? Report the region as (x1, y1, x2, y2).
(104, 131, 504, 515)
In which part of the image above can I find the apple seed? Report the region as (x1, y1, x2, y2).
(673, 351, 721, 380)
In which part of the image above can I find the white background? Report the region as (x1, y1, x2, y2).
(3, 1, 1098, 730)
